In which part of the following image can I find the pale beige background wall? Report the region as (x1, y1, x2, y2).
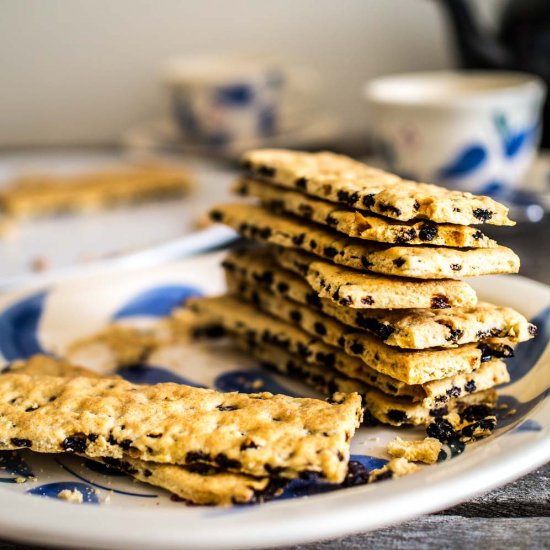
(0, 0, 498, 147)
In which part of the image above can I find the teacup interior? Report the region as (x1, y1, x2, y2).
(365, 71, 544, 106)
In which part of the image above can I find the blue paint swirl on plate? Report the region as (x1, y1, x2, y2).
(113, 285, 202, 319)
(506, 306, 550, 384)
(214, 369, 297, 395)
(0, 292, 47, 360)
(0, 451, 34, 483)
(56, 458, 157, 498)
(118, 364, 205, 387)
(276, 455, 388, 500)
(514, 419, 542, 432)
(27, 482, 99, 504)
(83, 459, 127, 477)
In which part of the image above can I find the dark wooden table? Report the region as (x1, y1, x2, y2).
(1, 217, 549, 550)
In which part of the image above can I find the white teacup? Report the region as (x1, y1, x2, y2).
(163, 54, 319, 150)
(364, 71, 546, 194)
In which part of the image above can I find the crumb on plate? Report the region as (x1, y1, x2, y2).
(58, 489, 84, 504)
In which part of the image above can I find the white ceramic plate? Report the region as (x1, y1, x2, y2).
(0, 151, 237, 289)
(0, 251, 548, 550)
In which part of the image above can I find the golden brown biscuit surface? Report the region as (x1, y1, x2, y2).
(0, 371, 361, 483)
(242, 149, 513, 226)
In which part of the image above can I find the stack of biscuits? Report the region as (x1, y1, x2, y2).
(192, 149, 537, 429)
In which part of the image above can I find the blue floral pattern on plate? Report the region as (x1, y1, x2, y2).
(113, 285, 202, 319)
(0, 278, 547, 507)
(0, 451, 34, 482)
(0, 292, 47, 360)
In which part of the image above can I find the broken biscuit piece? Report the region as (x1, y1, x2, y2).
(369, 458, 419, 482)
(387, 437, 442, 465)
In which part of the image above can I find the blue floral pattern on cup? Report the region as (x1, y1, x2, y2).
(438, 145, 487, 180)
(435, 112, 540, 195)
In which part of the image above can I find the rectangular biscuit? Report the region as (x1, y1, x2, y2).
(223, 249, 535, 348)
(236, 336, 499, 427)
(189, 295, 509, 388)
(4, 356, 277, 505)
(234, 178, 497, 248)
(1, 163, 192, 218)
(0, 370, 362, 483)
(241, 149, 513, 226)
(4, 355, 111, 378)
(94, 457, 278, 506)
(210, 203, 520, 279)
(273, 247, 477, 309)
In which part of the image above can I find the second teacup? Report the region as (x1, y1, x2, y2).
(164, 54, 318, 150)
(364, 71, 546, 194)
